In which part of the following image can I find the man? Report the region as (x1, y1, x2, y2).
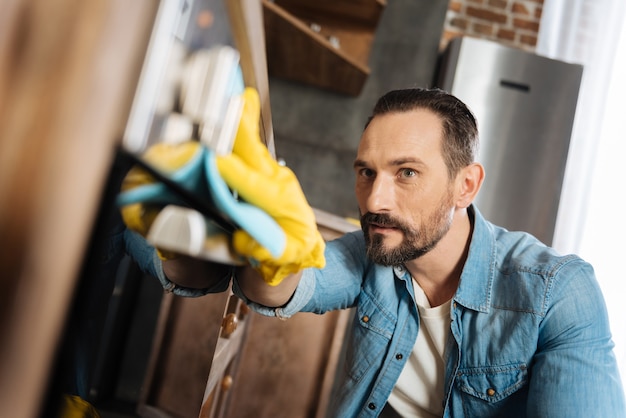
(124, 88, 625, 417)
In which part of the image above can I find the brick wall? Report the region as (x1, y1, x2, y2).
(441, 0, 544, 52)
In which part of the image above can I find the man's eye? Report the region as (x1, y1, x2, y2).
(400, 168, 417, 178)
(360, 168, 374, 178)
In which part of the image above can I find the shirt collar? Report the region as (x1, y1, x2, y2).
(453, 205, 496, 313)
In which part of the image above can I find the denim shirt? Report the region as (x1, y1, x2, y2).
(236, 206, 626, 417)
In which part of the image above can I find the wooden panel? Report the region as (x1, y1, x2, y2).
(138, 291, 232, 418)
(274, 0, 386, 29)
(263, 0, 373, 96)
(0, 1, 157, 417)
(222, 310, 352, 418)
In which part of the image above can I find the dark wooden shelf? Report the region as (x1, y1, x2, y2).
(263, 0, 385, 96)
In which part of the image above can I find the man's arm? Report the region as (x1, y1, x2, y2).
(234, 267, 302, 307)
(527, 260, 626, 416)
(162, 256, 232, 289)
(161, 255, 303, 304)
(123, 228, 231, 295)
(162, 253, 304, 308)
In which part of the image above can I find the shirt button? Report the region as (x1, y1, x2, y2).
(368, 403, 376, 410)
(395, 353, 403, 360)
(487, 388, 496, 396)
(362, 315, 370, 323)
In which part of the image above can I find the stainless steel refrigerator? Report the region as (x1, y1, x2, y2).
(437, 36, 583, 245)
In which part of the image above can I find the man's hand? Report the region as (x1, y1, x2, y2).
(119, 141, 204, 259)
(217, 88, 325, 286)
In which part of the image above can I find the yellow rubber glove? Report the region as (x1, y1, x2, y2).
(59, 394, 100, 418)
(216, 88, 325, 285)
(119, 141, 203, 259)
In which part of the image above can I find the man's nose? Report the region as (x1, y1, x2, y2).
(365, 176, 394, 213)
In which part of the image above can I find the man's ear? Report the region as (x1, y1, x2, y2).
(455, 162, 485, 208)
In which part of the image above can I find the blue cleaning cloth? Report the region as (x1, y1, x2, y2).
(116, 146, 207, 207)
(116, 146, 286, 258)
(204, 149, 286, 258)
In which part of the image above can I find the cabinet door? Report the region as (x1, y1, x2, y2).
(138, 290, 235, 418)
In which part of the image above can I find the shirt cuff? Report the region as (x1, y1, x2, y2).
(151, 250, 232, 297)
(232, 268, 316, 319)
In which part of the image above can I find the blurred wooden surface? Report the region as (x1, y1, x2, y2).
(0, 1, 158, 417)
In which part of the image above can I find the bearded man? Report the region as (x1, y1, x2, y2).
(125, 88, 625, 417)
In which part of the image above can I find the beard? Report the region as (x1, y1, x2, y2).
(361, 189, 455, 266)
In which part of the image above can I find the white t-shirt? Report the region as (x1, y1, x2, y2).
(387, 279, 451, 417)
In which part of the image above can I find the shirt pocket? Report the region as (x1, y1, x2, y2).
(455, 363, 528, 417)
(343, 291, 395, 382)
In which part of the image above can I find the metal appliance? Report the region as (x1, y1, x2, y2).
(437, 36, 583, 245)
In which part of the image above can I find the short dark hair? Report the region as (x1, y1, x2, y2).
(366, 88, 479, 178)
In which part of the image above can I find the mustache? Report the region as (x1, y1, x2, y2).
(360, 212, 409, 233)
